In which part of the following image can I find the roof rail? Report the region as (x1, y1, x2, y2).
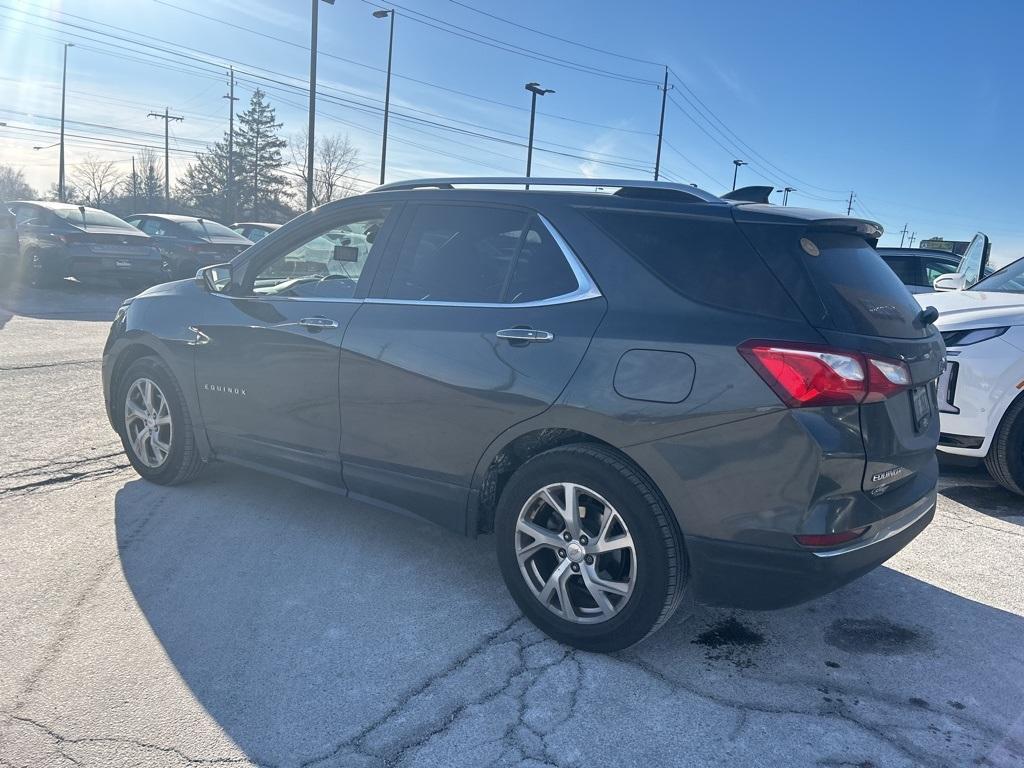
(372, 176, 723, 204)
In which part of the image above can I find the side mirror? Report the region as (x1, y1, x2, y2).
(197, 263, 233, 293)
(933, 272, 966, 292)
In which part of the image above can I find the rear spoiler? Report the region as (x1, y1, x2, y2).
(721, 185, 774, 204)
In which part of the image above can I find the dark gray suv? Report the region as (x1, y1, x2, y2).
(102, 177, 943, 651)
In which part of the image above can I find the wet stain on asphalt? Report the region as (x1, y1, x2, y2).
(949, 700, 967, 710)
(692, 617, 765, 668)
(909, 697, 929, 708)
(824, 617, 934, 655)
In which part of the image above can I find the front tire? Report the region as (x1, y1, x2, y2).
(116, 357, 204, 485)
(984, 395, 1024, 495)
(495, 443, 686, 652)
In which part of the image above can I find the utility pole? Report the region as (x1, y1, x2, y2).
(253, 128, 260, 220)
(654, 66, 672, 181)
(899, 223, 909, 248)
(908, 232, 917, 248)
(148, 107, 183, 211)
(131, 156, 138, 212)
(731, 159, 747, 191)
(223, 67, 238, 222)
(307, 0, 335, 210)
(846, 190, 855, 215)
(58, 43, 73, 203)
(782, 186, 795, 206)
(373, 9, 395, 185)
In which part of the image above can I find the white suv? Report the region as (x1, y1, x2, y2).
(918, 241, 1024, 494)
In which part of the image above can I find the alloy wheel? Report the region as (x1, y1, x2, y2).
(515, 482, 636, 624)
(124, 377, 173, 468)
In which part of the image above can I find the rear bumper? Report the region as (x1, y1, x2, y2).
(687, 493, 935, 610)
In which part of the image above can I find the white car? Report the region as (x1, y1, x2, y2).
(917, 250, 1024, 494)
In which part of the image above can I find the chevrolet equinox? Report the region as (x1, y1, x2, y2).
(102, 177, 943, 651)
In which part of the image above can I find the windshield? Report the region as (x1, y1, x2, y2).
(971, 257, 1024, 293)
(179, 219, 244, 238)
(52, 207, 135, 229)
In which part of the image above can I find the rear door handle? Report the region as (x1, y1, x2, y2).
(496, 328, 554, 343)
(299, 316, 339, 329)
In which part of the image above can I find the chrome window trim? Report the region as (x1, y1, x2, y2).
(369, 212, 602, 309)
(212, 292, 363, 304)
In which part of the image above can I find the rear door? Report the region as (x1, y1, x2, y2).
(338, 201, 606, 532)
(734, 211, 945, 495)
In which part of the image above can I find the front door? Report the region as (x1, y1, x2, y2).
(192, 203, 398, 486)
(339, 202, 606, 530)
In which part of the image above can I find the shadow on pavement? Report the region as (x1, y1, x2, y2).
(114, 465, 1024, 767)
(0, 279, 141, 326)
(938, 461, 1024, 524)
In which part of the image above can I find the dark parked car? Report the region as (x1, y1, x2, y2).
(102, 177, 942, 651)
(126, 214, 252, 280)
(4, 201, 163, 286)
(231, 221, 281, 243)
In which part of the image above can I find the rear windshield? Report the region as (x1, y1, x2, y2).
(53, 207, 135, 229)
(179, 219, 243, 238)
(802, 232, 927, 338)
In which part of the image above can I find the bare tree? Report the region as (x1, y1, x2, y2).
(291, 131, 361, 207)
(0, 165, 36, 201)
(70, 154, 123, 206)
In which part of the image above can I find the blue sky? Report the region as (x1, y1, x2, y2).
(1, 0, 1022, 264)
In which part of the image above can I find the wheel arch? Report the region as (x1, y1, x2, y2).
(471, 425, 668, 536)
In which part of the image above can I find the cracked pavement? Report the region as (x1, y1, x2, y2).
(1, 283, 1023, 767)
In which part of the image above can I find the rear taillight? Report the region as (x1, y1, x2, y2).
(738, 340, 911, 408)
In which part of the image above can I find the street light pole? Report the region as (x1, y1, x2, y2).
(58, 43, 73, 203)
(524, 82, 554, 182)
(373, 9, 395, 186)
(782, 186, 795, 205)
(731, 159, 747, 191)
(307, 0, 335, 211)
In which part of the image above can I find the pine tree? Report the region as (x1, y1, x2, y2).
(175, 89, 289, 221)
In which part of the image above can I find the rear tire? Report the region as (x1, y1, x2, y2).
(984, 395, 1024, 495)
(24, 249, 63, 287)
(116, 356, 205, 485)
(495, 443, 686, 652)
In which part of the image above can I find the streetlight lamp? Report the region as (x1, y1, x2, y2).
(373, 8, 395, 186)
(59, 42, 73, 203)
(524, 82, 554, 180)
(307, 0, 335, 211)
(33, 143, 60, 151)
(782, 186, 795, 205)
(731, 159, 747, 191)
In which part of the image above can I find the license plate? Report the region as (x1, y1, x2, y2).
(115, 260, 132, 268)
(910, 385, 933, 432)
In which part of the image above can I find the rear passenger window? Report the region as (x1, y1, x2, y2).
(880, 256, 920, 285)
(506, 218, 579, 303)
(388, 205, 525, 303)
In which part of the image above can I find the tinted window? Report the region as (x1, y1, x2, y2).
(880, 255, 921, 285)
(506, 218, 579, 303)
(972, 257, 1024, 293)
(140, 219, 170, 237)
(584, 208, 797, 318)
(179, 219, 243, 238)
(52, 207, 134, 229)
(247, 228, 270, 242)
(924, 259, 958, 284)
(388, 205, 528, 303)
(802, 233, 926, 339)
(252, 206, 390, 299)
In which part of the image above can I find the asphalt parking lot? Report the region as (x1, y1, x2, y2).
(1, 281, 1023, 768)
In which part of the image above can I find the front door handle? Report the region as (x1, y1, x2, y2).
(496, 327, 554, 344)
(299, 316, 339, 329)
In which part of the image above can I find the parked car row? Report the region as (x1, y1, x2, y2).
(0, 200, 284, 287)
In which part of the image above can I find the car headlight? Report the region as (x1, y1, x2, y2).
(941, 327, 1009, 347)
